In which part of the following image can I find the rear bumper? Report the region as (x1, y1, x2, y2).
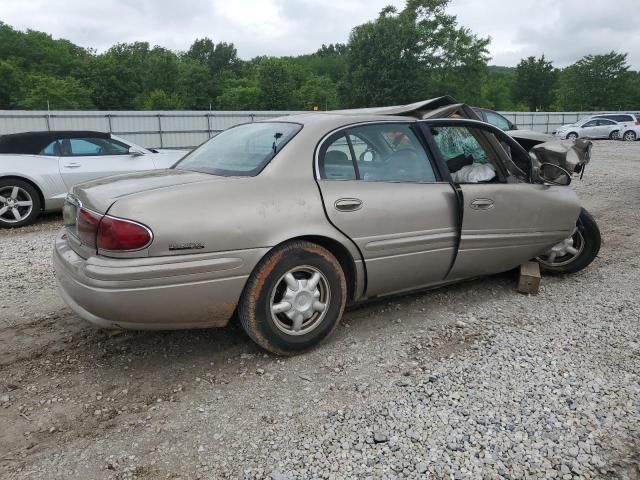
(53, 230, 268, 330)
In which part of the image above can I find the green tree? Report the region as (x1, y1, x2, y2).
(134, 89, 183, 110)
(186, 38, 240, 74)
(481, 68, 516, 110)
(513, 55, 557, 111)
(292, 74, 338, 110)
(18, 75, 94, 109)
(341, 0, 490, 107)
(257, 58, 295, 109)
(0, 60, 21, 108)
(556, 52, 629, 110)
(216, 78, 261, 110)
(177, 59, 219, 109)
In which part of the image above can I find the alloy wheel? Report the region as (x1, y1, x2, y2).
(0, 186, 34, 224)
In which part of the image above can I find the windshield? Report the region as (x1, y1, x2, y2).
(174, 122, 302, 176)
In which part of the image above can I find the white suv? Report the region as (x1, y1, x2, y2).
(593, 114, 640, 141)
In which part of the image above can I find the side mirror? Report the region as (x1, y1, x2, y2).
(129, 146, 145, 156)
(359, 150, 375, 162)
(537, 162, 572, 186)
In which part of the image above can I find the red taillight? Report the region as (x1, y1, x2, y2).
(97, 216, 152, 251)
(636, 120, 640, 125)
(77, 208, 101, 248)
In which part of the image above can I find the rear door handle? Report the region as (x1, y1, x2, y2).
(470, 198, 494, 210)
(334, 198, 363, 212)
(63, 163, 81, 168)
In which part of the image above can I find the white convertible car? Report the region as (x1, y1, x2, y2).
(0, 131, 189, 227)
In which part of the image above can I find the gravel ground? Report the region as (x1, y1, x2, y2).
(0, 141, 639, 479)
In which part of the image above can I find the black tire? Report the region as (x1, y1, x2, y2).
(0, 178, 42, 228)
(238, 241, 347, 355)
(609, 130, 620, 140)
(538, 208, 601, 275)
(566, 132, 578, 140)
(623, 130, 637, 142)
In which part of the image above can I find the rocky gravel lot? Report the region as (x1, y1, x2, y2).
(1, 141, 639, 479)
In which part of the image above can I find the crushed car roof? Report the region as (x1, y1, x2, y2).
(0, 131, 110, 155)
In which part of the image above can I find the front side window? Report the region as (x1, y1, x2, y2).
(597, 119, 616, 126)
(429, 126, 503, 183)
(320, 123, 437, 183)
(582, 120, 598, 128)
(175, 122, 301, 176)
(57, 137, 130, 157)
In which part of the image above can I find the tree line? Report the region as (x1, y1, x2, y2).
(0, 0, 638, 112)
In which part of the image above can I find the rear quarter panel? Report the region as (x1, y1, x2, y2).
(0, 154, 66, 210)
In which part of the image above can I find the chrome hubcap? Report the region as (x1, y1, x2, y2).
(537, 229, 585, 267)
(624, 132, 636, 141)
(0, 186, 33, 223)
(270, 266, 330, 336)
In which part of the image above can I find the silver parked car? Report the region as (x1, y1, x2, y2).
(54, 98, 600, 355)
(618, 123, 640, 141)
(0, 130, 189, 227)
(554, 118, 621, 140)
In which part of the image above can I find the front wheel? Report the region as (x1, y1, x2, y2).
(238, 241, 347, 355)
(623, 130, 637, 141)
(566, 132, 579, 140)
(537, 208, 601, 275)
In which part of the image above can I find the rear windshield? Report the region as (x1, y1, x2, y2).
(174, 122, 302, 176)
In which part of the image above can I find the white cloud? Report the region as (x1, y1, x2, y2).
(0, 0, 639, 67)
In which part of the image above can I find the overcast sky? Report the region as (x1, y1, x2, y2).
(1, 0, 639, 68)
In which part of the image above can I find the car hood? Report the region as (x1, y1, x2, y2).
(507, 129, 553, 143)
(71, 169, 213, 213)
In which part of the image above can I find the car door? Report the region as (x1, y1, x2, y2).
(580, 120, 600, 139)
(421, 120, 581, 281)
(597, 119, 617, 137)
(316, 122, 458, 297)
(57, 136, 155, 188)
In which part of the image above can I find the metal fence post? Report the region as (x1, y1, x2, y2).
(106, 114, 113, 133)
(157, 114, 163, 148)
(206, 113, 212, 138)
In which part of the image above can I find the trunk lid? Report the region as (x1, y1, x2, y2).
(70, 169, 212, 214)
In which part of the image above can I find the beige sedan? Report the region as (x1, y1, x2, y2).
(54, 98, 601, 355)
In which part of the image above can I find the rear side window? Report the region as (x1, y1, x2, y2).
(596, 114, 632, 123)
(175, 122, 301, 176)
(319, 123, 438, 183)
(40, 140, 61, 156)
(484, 111, 512, 131)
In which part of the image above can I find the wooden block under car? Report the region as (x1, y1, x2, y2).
(517, 261, 541, 294)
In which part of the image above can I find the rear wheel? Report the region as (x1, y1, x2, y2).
(537, 208, 601, 275)
(0, 179, 41, 228)
(609, 130, 620, 140)
(623, 130, 637, 141)
(238, 241, 347, 355)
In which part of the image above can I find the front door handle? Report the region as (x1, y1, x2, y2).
(63, 163, 81, 168)
(470, 198, 494, 210)
(334, 198, 363, 212)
